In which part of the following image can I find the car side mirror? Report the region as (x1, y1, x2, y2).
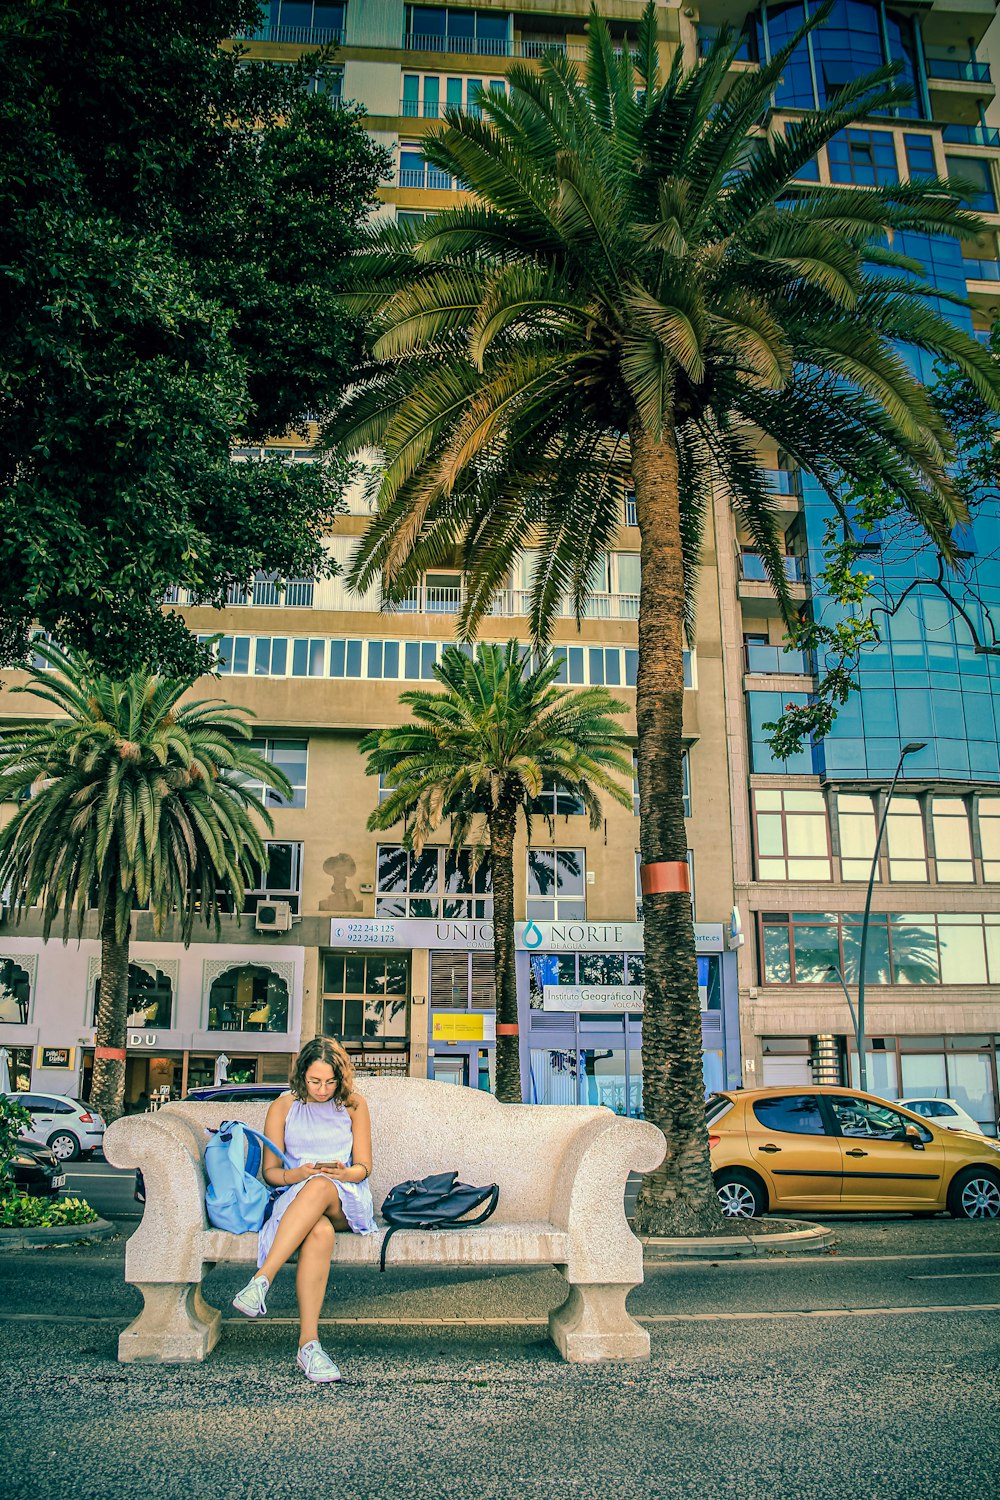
(904, 1123, 924, 1149)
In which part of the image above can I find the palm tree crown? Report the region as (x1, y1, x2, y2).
(362, 641, 633, 1101)
(333, 1, 999, 638)
(363, 641, 634, 849)
(0, 642, 290, 942)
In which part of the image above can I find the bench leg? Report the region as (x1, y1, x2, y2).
(548, 1283, 649, 1363)
(118, 1284, 221, 1363)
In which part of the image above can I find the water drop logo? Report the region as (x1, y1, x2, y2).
(522, 920, 544, 949)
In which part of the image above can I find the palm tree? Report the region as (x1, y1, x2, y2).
(328, 4, 1000, 1231)
(361, 641, 633, 1102)
(0, 643, 291, 1121)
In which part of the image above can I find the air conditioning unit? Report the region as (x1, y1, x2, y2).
(255, 900, 292, 933)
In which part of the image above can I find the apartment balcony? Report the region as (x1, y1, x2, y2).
(745, 643, 812, 674)
(385, 585, 640, 621)
(401, 34, 626, 61)
(740, 553, 808, 584)
(398, 167, 457, 190)
(240, 24, 343, 44)
(926, 58, 993, 84)
(942, 123, 1000, 148)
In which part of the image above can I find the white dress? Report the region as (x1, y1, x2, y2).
(257, 1097, 377, 1268)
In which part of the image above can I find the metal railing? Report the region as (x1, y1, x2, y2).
(926, 58, 992, 84)
(942, 123, 1000, 148)
(383, 585, 641, 619)
(740, 553, 809, 584)
(401, 34, 635, 61)
(241, 24, 343, 44)
(400, 96, 502, 118)
(745, 643, 812, 674)
(398, 167, 454, 189)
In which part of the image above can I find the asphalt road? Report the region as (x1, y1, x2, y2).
(1, 1208, 997, 1500)
(61, 1157, 141, 1221)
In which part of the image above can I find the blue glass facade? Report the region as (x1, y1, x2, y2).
(756, 0, 925, 118)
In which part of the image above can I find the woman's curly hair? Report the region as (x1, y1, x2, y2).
(289, 1036, 356, 1106)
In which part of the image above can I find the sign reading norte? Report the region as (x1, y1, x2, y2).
(329, 918, 724, 953)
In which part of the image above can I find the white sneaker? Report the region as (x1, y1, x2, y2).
(297, 1340, 342, 1383)
(232, 1273, 269, 1318)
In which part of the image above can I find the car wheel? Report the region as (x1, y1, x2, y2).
(46, 1131, 79, 1163)
(715, 1169, 767, 1219)
(948, 1166, 1000, 1220)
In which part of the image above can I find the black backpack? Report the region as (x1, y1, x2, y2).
(378, 1170, 499, 1271)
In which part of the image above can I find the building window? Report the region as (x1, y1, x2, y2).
(945, 155, 997, 212)
(244, 739, 308, 809)
(404, 6, 511, 57)
(430, 951, 496, 1009)
(747, 692, 815, 775)
(759, 911, 1000, 987)
(836, 794, 878, 882)
(93, 965, 173, 1029)
(932, 798, 974, 882)
(236, 841, 304, 915)
(530, 776, 585, 819)
(401, 72, 506, 117)
(753, 790, 832, 881)
(0, 959, 31, 1024)
(527, 849, 586, 920)
(904, 133, 936, 179)
(828, 129, 899, 186)
(980, 799, 1000, 881)
(375, 846, 492, 918)
(322, 952, 409, 1040)
(208, 965, 290, 1032)
(885, 796, 927, 881)
(399, 143, 454, 191)
(250, 1, 345, 43)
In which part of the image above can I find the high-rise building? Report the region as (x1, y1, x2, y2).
(2, 1, 998, 1136)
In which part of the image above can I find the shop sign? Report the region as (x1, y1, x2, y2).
(37, 1046, 75, 1069)
(543, 986, 644, 1013)
(431, 1012, 497, 1042)
(128, 1032, 158, 1048)
(331, 918, 724, 954)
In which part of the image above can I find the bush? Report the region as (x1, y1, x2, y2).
(0, 1095, 31, 1186)
(0, 1193, 99, 1228)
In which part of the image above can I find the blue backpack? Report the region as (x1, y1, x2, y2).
(204, 1120, 293, 1235)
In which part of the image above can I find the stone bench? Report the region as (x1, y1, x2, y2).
(103, 1078, 665, 1365)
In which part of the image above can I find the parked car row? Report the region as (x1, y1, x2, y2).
(3, 1092, 106, 1161)
(4, 1141, 66, 1198)
(708, 1086, 1000, 1220)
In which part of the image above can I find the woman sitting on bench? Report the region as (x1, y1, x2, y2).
(231, 1036, 376, 1383)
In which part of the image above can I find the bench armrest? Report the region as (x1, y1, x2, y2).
(104, 1110, 211, 1285)
(550, 1115, 665, 1284)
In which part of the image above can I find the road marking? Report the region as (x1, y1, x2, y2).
(907, 1271, 1000, 1280)
(648, 1251, 1000, 1268)
(1, 1305, 999, 1328)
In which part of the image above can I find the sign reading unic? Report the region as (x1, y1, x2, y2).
(329, 917, 724, 953)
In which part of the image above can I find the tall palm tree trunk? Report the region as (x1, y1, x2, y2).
(630, 420, 725, 1235)
(488, 808, 521, 1103)
(89, 906, 131, 1123)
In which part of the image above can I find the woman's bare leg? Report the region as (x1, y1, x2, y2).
(258, 1178, 343, 1284)
(296, 1218, 336, 1347)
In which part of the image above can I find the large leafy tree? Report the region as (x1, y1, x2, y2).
(361, 642, 633, 1102)
(328, 4, 1000, 1232)
(0, 644, 290, 1121)
(0, 0, 389, 675)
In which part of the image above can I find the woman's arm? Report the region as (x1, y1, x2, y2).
(261, 1096, 314, 1188)
(321, 1094, 372, 1184)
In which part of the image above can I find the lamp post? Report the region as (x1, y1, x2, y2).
(855, 740, 926, 1092)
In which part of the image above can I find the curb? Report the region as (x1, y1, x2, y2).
(641, 1220, 834, 1260)
(0, 1216, 118, 1250)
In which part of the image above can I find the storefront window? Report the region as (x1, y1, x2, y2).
(430, 951, 496, 1009)
(526, 848, 586, 920)
(0, 959, 31, 1024)
(208, 966, 289, 1032)
(323, 951, 409, 1040)
(93, 965, 173, 1028)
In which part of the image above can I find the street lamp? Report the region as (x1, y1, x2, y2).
(854, 740, 926, 1092)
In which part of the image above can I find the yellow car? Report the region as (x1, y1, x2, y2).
(707, 1085, 1000, 1220)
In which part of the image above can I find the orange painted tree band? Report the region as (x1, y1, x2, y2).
(495, 1024, 519, 1036)
(640, 861, 691, 896)
(94, 1046, 127, 1061)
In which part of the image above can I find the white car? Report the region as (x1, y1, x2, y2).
(899, 1097, 986, 1137)
(5, 1091, 106, 1161)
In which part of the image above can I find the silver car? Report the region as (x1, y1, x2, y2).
(6, 1092, 106, 1161)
